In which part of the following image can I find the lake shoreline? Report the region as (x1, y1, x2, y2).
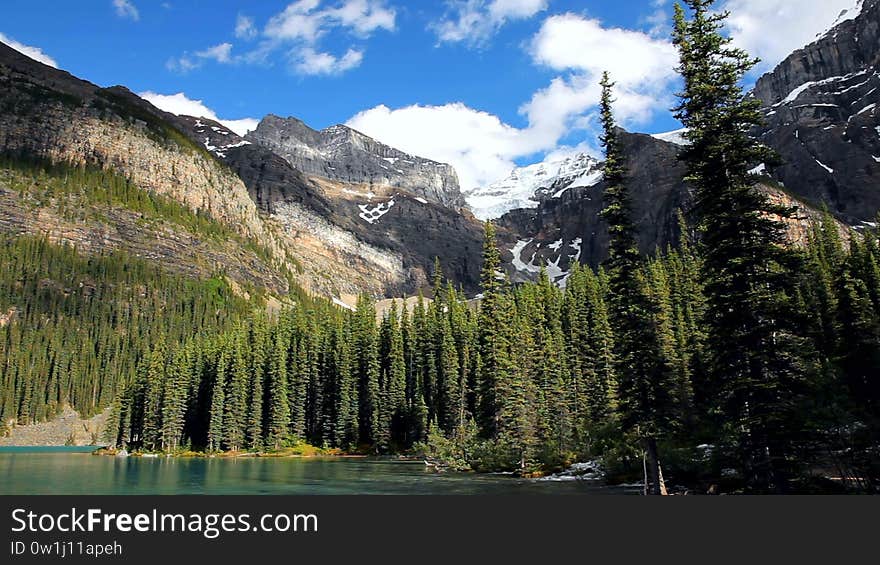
(1, 451, 637, 495)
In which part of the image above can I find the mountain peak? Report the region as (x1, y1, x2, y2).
(465, 152, 602, 221)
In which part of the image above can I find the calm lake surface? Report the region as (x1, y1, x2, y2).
(0, 449, 638, 495)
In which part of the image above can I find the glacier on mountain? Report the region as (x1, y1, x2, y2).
(465, 153, 602, 220)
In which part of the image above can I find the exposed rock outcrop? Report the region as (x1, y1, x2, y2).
(179, 115, 485, 296)
(751, 0, 880, 223)
(247, 115, 466, 210)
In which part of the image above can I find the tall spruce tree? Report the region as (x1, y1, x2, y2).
(476, 221, 514, 440)
(266, 321, 290, 450)
(599, 72, 677, 494)
(673, 0, 810, 491)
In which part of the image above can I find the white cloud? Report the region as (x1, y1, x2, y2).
(348, 103, 528, 192)
(348, 13, 679, 193)
(197, 43, 233, 63)
(139, 91, 258, 137)
(113, 0, 140, 21)
(489, 0, 549, 19)
(722, 0, 863, 72)
(265, 0, 327, 43)
(261, 0, 395, 75)
(264, 0, 395, 42)
(528, 14, 679, 126)
(0, 32, 58, 68)
(170, 1, 394, 76)
(167, 42, 234, 73)
(434, 0, 548, 46)
(325, 0, 397, 36)
(235, 15, 258, 41)
(295, 47, 363, 75)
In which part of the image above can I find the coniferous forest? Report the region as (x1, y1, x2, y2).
(0, 1, 878, 493)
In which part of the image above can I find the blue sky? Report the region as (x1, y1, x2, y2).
(0, 0, 861, 190)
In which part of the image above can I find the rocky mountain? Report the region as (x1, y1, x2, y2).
(465, 153, 602, 220)
(179, 115, 484, 298)
(0, 42, 295, 295)
(494, 0, 878, 284)
(496, 131, 692, 286)
(752, 0, 879, 225)
(0, 40, 484, 300)
(246, 115, 466, 210)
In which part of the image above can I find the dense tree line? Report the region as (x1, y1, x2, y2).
(0, 235, 257, 426)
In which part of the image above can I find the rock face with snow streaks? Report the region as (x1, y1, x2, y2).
(465, 153, 603, 220)
(497, 131, 691, 281)
(752, 0, 880, 222)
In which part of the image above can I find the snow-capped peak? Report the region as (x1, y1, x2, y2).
(465, 153, 602, 220)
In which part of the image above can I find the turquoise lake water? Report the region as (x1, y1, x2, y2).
(0, 449, 637, 495)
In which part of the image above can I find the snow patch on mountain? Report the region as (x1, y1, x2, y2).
(651, 128, 690, 146)
(359, 199, 395, 224)
(773, 70, 871, 107)
(511, 238, 585, 288)
(465, 153, 601, 220)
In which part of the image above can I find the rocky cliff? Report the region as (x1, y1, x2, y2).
(497, 130, 844, 287)
(179, 114, 484, 296)
(247, 115, 466, 209)
(0, 42, 296, 294)
(494, 1, 878, 284)
(496, 131, 691, 285)
(751, 0, 880, 224)
(465, 153, 602, 220)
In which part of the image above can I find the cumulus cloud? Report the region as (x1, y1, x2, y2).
(263, 0, 395, 74)
(350, 13, 680, 192)
(113, 0, 140, 21)
(235, 15, 258, 41)
(0, 32, 58, 68)
(433, 0, 548, 46)
(295, 47, 363, 75)
(139, 91, 258, 137)
(167, 42, 234, 73)
(529, 14, 679, 125)
(722, 0, 863, 73)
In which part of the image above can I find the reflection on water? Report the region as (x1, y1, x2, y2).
(0, 452, 638, 495)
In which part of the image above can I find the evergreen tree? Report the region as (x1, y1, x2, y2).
(246, 315, 268, 450)
(476, 221, 514, 440)
(673, 0, 810, 491)
(599, 72, 677, 494)
(385, 301, 408, 447)
(355, 295, 381, 449)
(266, 322, 289, 450)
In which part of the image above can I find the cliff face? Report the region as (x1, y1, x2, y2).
(180, 115, 484, 296)
(497, 132, 843, 286)
(247, 115, 466, 209)
(751, 0, 880, 223)
(0, 42, 295, 294)
(496, 131, 691, 285)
